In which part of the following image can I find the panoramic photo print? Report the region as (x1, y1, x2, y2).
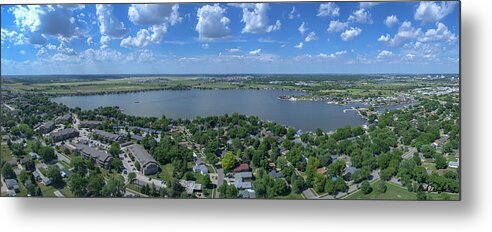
(0, 1, 460, 200)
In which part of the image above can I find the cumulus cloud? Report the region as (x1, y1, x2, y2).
(96, 4, 128, 48)
(125, 4, 181, 45)
(348, 8, 373, 24)
(377, 50, 394, 59)
(419, 22, 457, 43)
(233, 3, 281, 34)
(384, 15, 398, 28)
(86, 36, 93, 45)
(340, 27, 362, 41)
(359, 2, 382, 9)
(317, 3, 339, 17)
(120, 28, 150, 48)
(377, 34, 390, 42)
(10, 5, 87, 45)
(249, 48, 261, 55)
(414, 1, 457, 23)
(1, 28, 27, 45)
(298, 22, 307, 36)
(202, 43, 209, 49)
(128, 4, 180, 26)
(327, 20, 348, 33)
(195, 4, 231, 39)
(305, 32, 318, 42)
(288, 7, 300, 19)
(294, 42, 304, 49)
(382, 21, 422, 47)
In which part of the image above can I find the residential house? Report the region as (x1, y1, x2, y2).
(57, 114, 72, 124)
(234, 172, 253, 189)
(42, 176, 51, 186)
(50, 128, 79, 142)
(432, 135, 449, 148)
(180, 180, 202, 194)
(234, 163, 250, 173)
(79, 120, 102, 129)
(37, 121, 55, 134)
(449, 159, 460, 168)
(268, 169, 284, 179)
(73, 143, 113, 169)
(29, 151, 40, 160)
(193, 164, 209, 175)
(126, 144, 159, 175)
(92, 129, 125, 143)
(32, 171, 41, 181)
(5, 179, 19, 192)
(238, 189, 256, 199)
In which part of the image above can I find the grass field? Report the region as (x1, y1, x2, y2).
(1, 143, 13, 163)
(344, 180, 459, 200)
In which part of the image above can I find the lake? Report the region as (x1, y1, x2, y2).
(53, 89, 367, 132)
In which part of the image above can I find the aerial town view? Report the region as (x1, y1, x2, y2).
(1, 2, 460, 200)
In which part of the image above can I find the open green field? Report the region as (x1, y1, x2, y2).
(1, 143, 13, 163)
(344, 180, 459, 200)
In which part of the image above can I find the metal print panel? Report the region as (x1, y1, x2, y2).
(0, 1, 460, 200)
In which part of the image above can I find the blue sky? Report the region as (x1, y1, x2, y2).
(1, 2, 459, 75)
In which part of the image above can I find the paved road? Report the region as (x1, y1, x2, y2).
(54, 190, 64, 197)
(302, 188, 318, 199)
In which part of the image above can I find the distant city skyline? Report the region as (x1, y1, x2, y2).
(1, 2, 460, 75)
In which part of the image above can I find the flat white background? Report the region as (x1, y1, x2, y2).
(0, 0, 489, 231)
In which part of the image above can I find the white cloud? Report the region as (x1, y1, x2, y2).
(318, 50, 347, 59)
(195, 4, 231, 39)
(128, 4, 180, 26)
(384, 21, 422, 47)
(202, 43, 209, 49)
(249, 48, 261, 55)
(120, 28, 150, 48)
(377, 34, 390, 42)
(10, 5, 86, 45)
(86, 36, 93, 45)
(1, 29, 27, 45)
(46, 43, 57, 50)
(419, 22, 457, 43)
(234, 3, 281, 33)
(348, 9, 373, 24)
(327, 20, 348, 33)
(359, 2, 382, 9)
(294, 42, 304, 49)
(96, 4, 128, 48)
(377, 50, 394, 59)
(305, 32, 318, 42)
(340, 27, 362, 41)
(20, 50, 26, 55)
(227, 48, 241, 53)
(317, 3, 340, 17)
(288, 7, 300, 19)
(414, 1, 457, 23)
(384, 15, 398, 28)
(298, 22, 307, 36)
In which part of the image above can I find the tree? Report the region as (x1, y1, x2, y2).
(18, 170, 30, 184)
(272, 179, 288, 196)
(101, 176, 125, 197)
(111, 158, 123, 171)
(2, 163, 17, 179)
(87, 173, 105, 196)
(47, 165, 64, 189)
(135, 161, 141, 171)
(291, 174, 306, 194)
(377, 181, 387, 193)
(69, 173, 87, 197)
(109, 142, 121, 156)
(435, 154, 448, 169)
(313, 173, 326, 193)
(416, 190, 427, 200)
(71, 156, 87, 175)
(128, 172, 136, 182)
(39, 146, 57, 163)
(361, 180, 372, 194)
(221, 151, 236, 171)
(225, 184, 238, 198)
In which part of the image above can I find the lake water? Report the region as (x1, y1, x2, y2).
(53, 89, 367, 132)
